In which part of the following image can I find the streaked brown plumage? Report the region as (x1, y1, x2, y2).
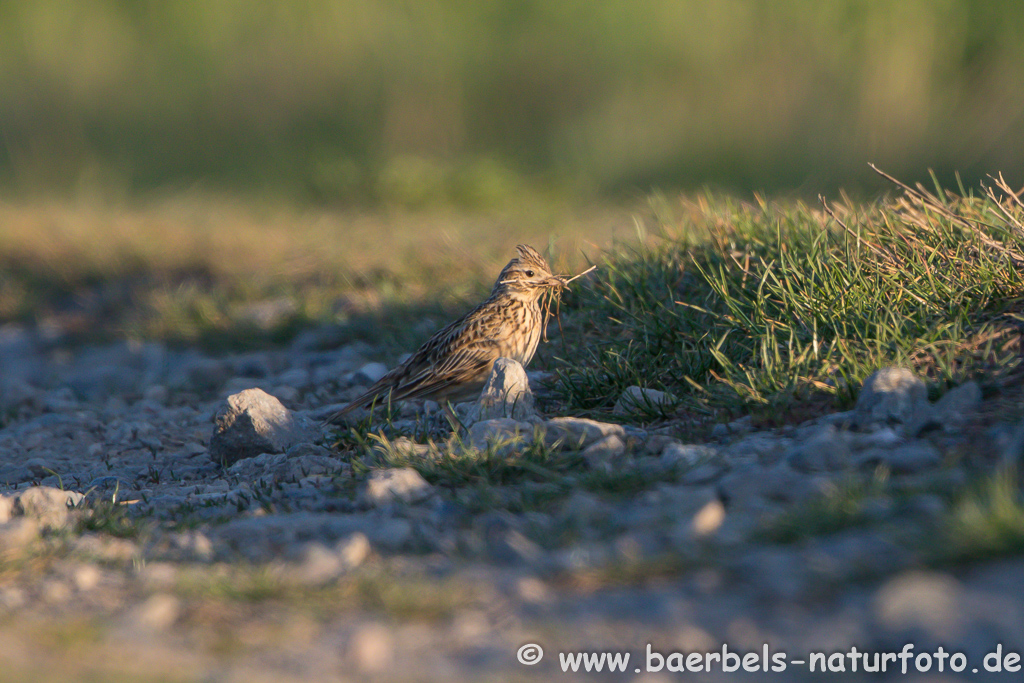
(325, 244, 564, 423)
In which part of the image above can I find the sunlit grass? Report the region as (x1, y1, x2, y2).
(553, 173, 1024, 419)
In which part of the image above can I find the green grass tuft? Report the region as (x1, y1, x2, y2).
(553, 176, 1024, 419)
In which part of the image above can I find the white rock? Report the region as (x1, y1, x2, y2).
(472, 358, 536, 422)
(362, 468, 433, 505)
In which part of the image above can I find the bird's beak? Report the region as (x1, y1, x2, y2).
(548, 275, 569, 291)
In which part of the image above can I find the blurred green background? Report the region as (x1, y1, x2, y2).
(2, 0, 1023, 206)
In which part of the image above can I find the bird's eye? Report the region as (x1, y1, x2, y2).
(525, 270, 535, 277)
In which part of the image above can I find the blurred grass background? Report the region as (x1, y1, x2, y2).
(2, 0, 1024, 351)
(1, 0, 1023, 203)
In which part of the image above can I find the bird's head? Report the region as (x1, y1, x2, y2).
(494, 244, 565, 299)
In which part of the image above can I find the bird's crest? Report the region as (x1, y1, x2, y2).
(514, 244, 549, 270)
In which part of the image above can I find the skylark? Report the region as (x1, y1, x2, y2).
(325, 244, 565, 423)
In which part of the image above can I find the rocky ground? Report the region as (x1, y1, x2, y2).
(1, 321, 1023, 682)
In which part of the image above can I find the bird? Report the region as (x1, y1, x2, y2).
(324, 244, 566, 424)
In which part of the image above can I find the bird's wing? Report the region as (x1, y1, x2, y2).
(390, 338, 501, 402)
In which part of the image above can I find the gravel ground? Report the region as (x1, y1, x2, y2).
(1, 322, 1021, 682)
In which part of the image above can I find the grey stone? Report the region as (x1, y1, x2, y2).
(472, 358, 535, 422)
(935, 380, 981, 417)
(362, 468, 433, 505)
(661, 443, 718, 469)
(581, 435, 626, 471)
(855, 442, 941, 474)
(718, 464, 830, 507)
(542, 417, 626, 450)
(643, 435, 679, 456)
(142, 384, 169, 404)
(613, 386, 676, 416)
(0, 380, 40, 411)
(680, 461, 727, 485)
(276, 367, 312, 389)
(855, 367, 928, 427)
(227, 448, 348, 483)
(209, 388, 318, 466)
(468, 418, 534, 452)
(723, 433, 791, 467)
(353, 362, 388, 385)
(786, 424, 853, 472)
(909, 381, 983, 435)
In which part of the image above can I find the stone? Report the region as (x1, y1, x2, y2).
(8, 486, 85, 529)
(910, 380, 983, 435)
(0, 519, 40, 552)
(293, 538, 368, 586)
(934, 380, 981, 417)
(581, 435, 626, 471)
(542, 417, 626, 450)
(468, 418, 534, 453)
(209, 388, 318, 466)
(348, 623, 394, 673)
(718, 464, 829, 508)
(855, 367, 928, 427)
(643, 435, 679, 456)
(362, 468, 434, 506)
(680, 461, 727, 485)
(132, 593, 181, 631)
(142, 384, 169, 404)
(661, 443, 718, 469)
(353, 362, 388, 385)
(855, 442, 941, 474)
(723, 433, 791, 467)
(874, 571, 962, 640)
(613, 386, 676, 416)
(786, 424, 853, 472)
(227, 449, 349, 484)
(472, 358, 536, 422)
(276, 367, 312, 389)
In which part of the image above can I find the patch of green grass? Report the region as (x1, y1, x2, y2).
(75, 499, 151, 540)
(173, 564, 478, 621)
(357, 428, 685, 515)
(554, 173, 1024, 419)
(757, 476, 889, 544)
(942, 468, 1024, 562)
